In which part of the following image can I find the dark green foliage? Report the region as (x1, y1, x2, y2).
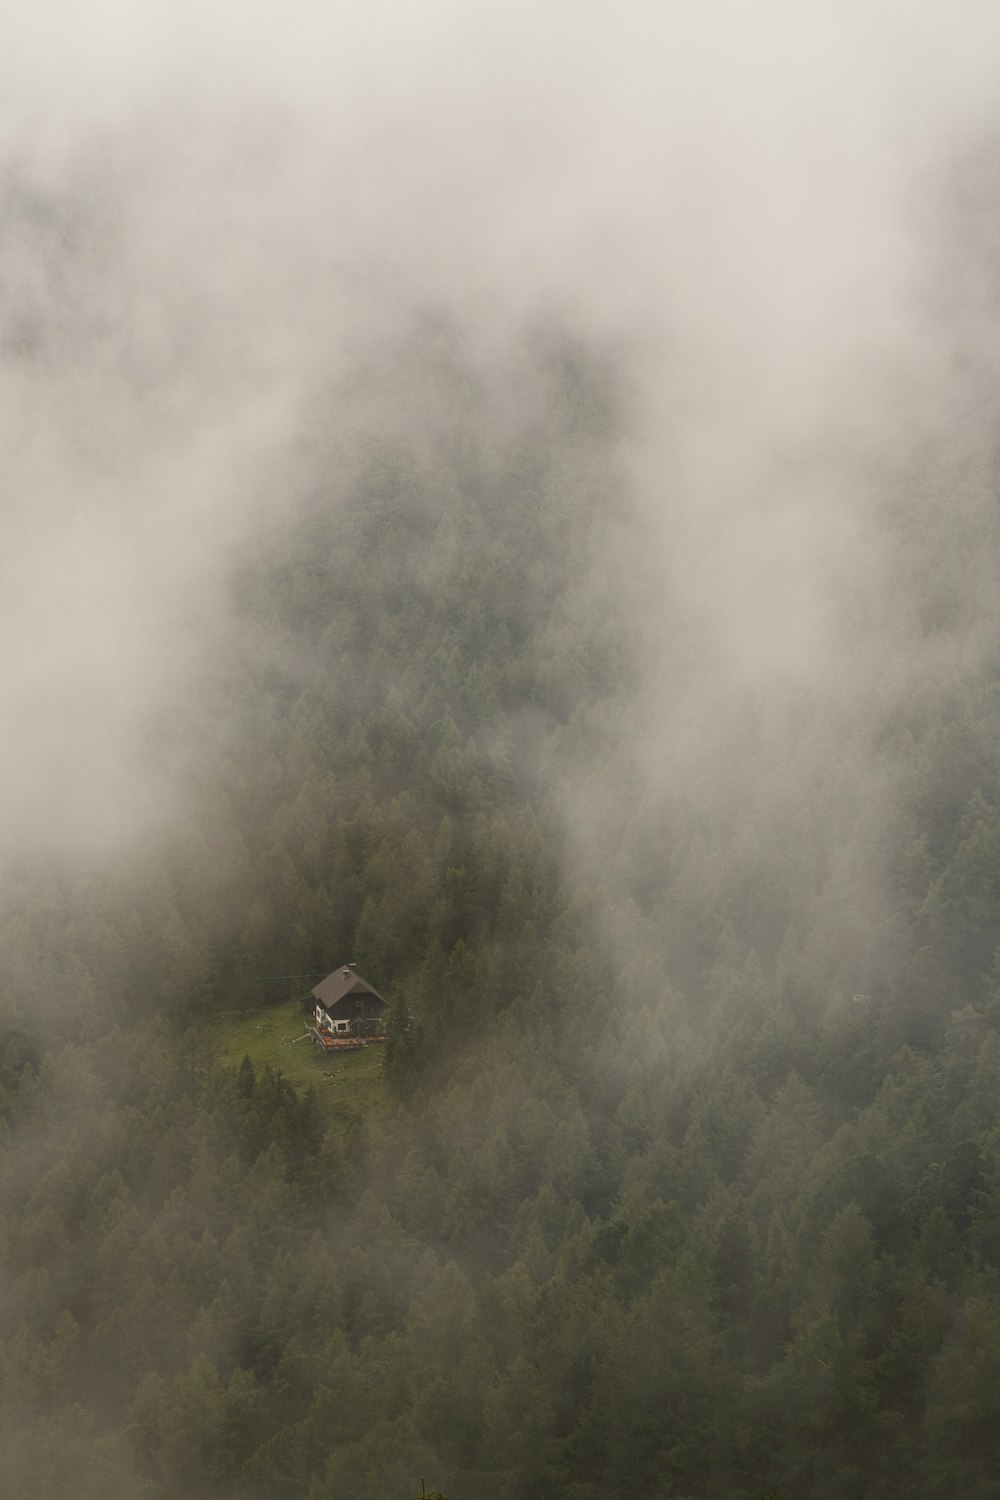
(3, 322, 1000, 1500)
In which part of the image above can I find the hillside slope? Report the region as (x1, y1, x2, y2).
(2, 324, 1000, 1500)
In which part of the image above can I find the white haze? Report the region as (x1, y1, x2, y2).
(2, 1, 1000, 857)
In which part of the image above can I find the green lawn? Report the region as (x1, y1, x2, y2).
(205, 997, 388, 1126)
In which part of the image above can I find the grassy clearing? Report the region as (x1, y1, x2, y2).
(205, 997, 387, 1127)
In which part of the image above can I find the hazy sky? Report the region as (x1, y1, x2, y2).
(3, 1, 1000, 856)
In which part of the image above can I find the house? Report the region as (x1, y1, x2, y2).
(311, 964, 388, 1036)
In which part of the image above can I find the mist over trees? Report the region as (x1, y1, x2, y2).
(5, 5, 1000, 1499)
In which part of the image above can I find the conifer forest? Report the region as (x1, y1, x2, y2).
(4, 6, 1000, 1498)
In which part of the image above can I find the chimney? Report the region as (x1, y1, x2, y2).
(350, 962, 357, 973)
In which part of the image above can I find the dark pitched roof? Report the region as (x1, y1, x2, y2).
(311, 966, 387, 1010)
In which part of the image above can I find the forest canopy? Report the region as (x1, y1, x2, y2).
(2, 303, 1000, 1497)
(5, 5, 1000, 1498)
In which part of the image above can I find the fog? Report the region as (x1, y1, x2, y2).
(0, 3, 997, 943)
(2, 4, 997, 866)
(5, 8, 1000, 1496)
